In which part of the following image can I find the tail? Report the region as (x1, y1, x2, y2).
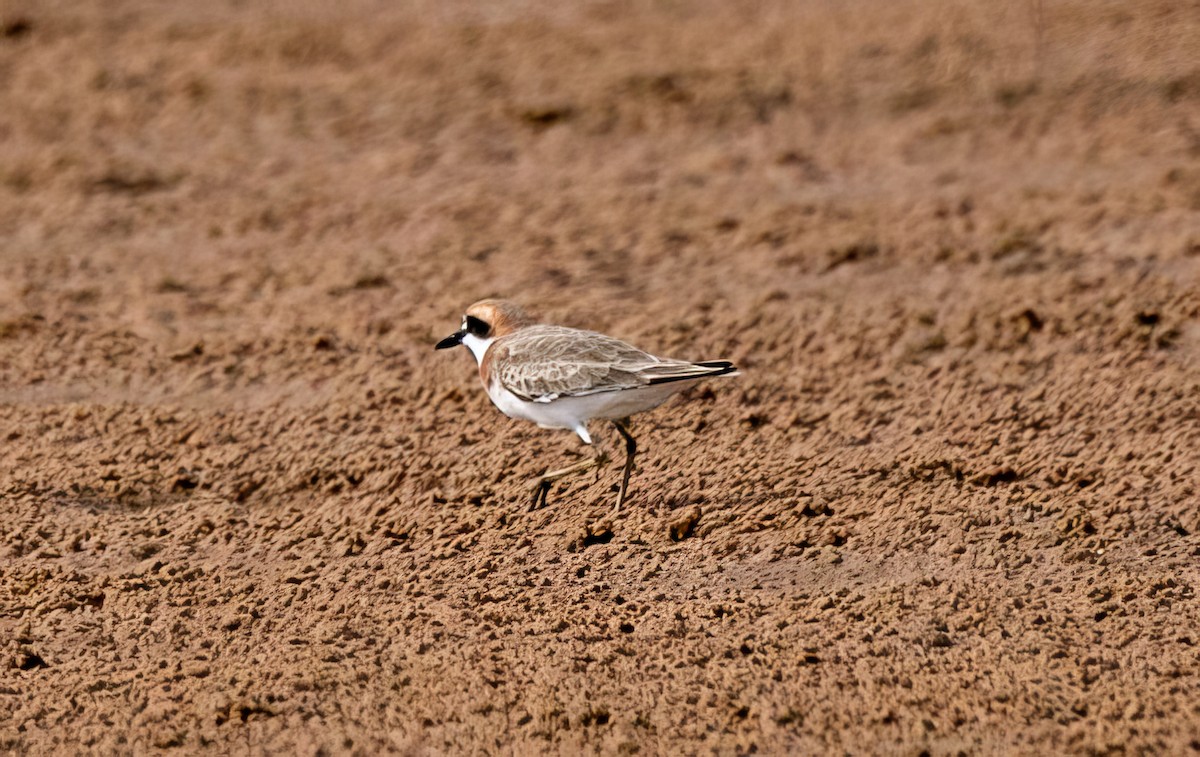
(644, 360, 740, 385)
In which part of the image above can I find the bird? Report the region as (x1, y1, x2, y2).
(434, 299, 739, 511)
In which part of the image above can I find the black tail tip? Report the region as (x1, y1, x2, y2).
(695, 360, 737, 374)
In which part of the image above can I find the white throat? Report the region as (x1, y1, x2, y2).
(461, 333, 493, 365)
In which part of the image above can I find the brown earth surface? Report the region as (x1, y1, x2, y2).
(2, 0, 1199, 753)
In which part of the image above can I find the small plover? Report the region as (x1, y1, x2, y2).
(435, 299, 739, 510)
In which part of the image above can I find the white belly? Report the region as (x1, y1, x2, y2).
(485, 379, 685, 435)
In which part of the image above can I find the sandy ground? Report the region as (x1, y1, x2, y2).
(1, 0, 1199, 753)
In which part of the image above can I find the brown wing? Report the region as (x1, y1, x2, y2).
(490, 326, 676, 402)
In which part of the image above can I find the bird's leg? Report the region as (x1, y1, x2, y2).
(530, 449, 610, 511)
(611, 418, 637, 513)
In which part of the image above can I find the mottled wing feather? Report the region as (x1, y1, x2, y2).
(491, 325, 689, 402)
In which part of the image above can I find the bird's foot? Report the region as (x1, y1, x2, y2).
(530, 479, 551, 511)
(528, 454, 607, 511)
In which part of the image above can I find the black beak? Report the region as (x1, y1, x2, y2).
(435, 330, 465, 350)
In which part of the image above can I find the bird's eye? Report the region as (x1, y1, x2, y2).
(465, 315, 490, 337)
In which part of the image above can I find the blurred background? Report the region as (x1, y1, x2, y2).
(2, 0, 1195, 346)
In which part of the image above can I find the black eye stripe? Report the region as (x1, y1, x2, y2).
(465, 315, 489, 336)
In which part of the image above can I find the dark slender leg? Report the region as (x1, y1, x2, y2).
(611, 418, 637, 511)
(530, 451, 610, 510)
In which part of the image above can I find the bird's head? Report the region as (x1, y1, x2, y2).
(435, 299, 535, 359)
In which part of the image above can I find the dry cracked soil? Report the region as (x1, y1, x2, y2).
(1, 0, 1199, 754)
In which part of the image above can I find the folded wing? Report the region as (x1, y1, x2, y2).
(491, 326, 735, 403)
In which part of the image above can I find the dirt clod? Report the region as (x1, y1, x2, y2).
(669, 506, 702, 541)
